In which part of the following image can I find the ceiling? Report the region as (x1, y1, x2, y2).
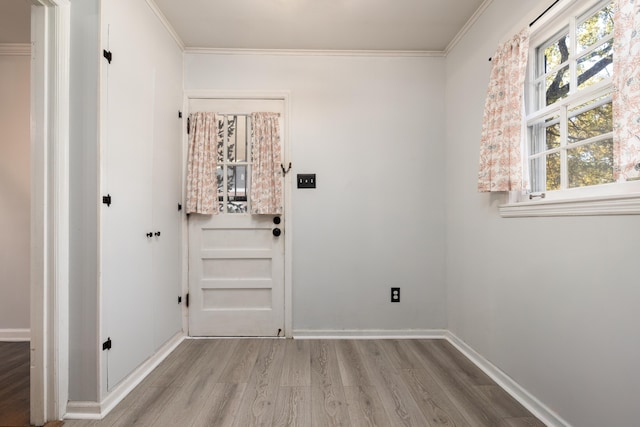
(152, 0, 489, 52)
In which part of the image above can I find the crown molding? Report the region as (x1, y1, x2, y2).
(0, 43, 31, 56)
(184, 47, 445, 58)
(444, 0, 494, 55)
(145, 0, 185, 50)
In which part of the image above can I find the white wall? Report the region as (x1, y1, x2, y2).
(445, 1, 640, 426)
(0, 52, 30, 336)
(185, 53, 447, 331)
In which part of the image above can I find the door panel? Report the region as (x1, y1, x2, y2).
(189, 214, 284, 336)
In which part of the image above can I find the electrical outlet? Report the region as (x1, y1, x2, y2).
(391, 287, 400, 303)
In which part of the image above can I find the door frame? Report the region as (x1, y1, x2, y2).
(182, 91, 293, 338)
(30, 0, 70, 423)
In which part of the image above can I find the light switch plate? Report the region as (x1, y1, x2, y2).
(297, 174, 316, 188)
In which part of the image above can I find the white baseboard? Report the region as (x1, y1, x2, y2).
(444, 331, 570, 427)
(65, 332, 186, 420)
(0, 328, 30, 341)
(293, 329, 448, 339)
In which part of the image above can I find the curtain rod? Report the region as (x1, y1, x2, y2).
(489, 0, 561, 61)
(529, 0, 561, 27)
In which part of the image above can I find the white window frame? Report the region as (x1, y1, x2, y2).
(500, 0, 640, 217)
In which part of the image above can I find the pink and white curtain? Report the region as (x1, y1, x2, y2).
(186, 112, 219, 214)
(613, 0, 640, 181)
(250, 112, 283, 214)
(478, 28, 530, 192)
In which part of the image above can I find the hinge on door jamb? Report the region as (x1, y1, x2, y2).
(186, 293, 189, 308)
(102, 194, 112, 207)
(187, 117, 190, 134)
(103, 49, 112, 64)
(102, 337, 112, 351)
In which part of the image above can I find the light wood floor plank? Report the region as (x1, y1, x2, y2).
(498, 417, 548, 427)
(232, 340, 287, 427)
(356, 340, 432, 427)
(218, 339, 261, 384)
(408, 340, 500, 427)
(310, 341, 351, 426)
(379, 340, 425, 371)
(108, 386, 177, 427)
(475, 385, 536, 419)
(335, 340, 373, 386)
(343, 385, 392, 427)
(402, 368, 470, 426)
(272, 386, 311, 427)
(151, 341, 238, 427)
(280, 340, 311, 387)
(191, 382, 246, 427)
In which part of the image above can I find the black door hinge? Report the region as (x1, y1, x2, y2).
(102, 194, 112, 207)
(178, 111, 183, 118)
(103, 50, 112, 64)
(186, 293, 189, 308)
(178, 295, 182, 304)
(178, 203, 182, 211)
(102, 337, 112, 351)
(187, 117, 191, 134)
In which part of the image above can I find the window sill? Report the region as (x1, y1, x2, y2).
(499, 192, 640, 217)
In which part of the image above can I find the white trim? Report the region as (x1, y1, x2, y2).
(445, 332, 571, 427)
(184, 47, 445, 58)
(30, 0, 71, 423)
(65, 333, 185, 420)
(293, 329, 448, 339)
(500, 192, 640, 217)
(144, 0, 185, 50)
(0, 329, 31, 341)
(444, 0, 494, 55)
(0, 43, 31, 55)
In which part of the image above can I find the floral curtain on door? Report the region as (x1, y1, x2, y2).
(250, 112, 283, 214)
(613, 0, 640, 181)
(478, 28, 530, 192)
(186, 112, 219, 214)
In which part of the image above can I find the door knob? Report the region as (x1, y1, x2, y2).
(273, 216, 281, 225)
(272, 228, 281, 237)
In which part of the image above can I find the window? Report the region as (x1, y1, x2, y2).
(499, 0, 640, 216)
(526, 0, 615, 194)
(216, 115, 251, 213)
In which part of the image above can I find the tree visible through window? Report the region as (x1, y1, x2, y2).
(527, 0, 615, 192)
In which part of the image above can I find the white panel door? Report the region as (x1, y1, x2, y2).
(188, 99, 285, 337)
(101, 21, 155, 388)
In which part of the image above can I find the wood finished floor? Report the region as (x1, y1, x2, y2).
(0, 341, 30, 427)
(64, 339, 546, 427)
